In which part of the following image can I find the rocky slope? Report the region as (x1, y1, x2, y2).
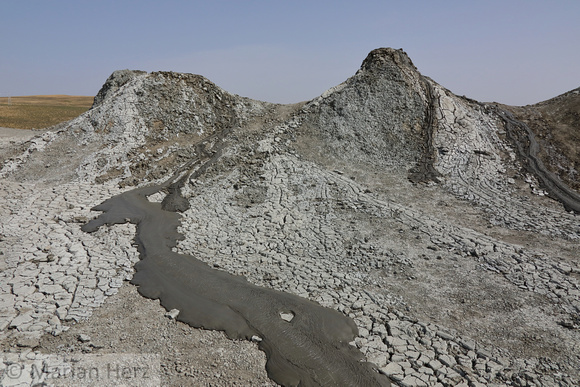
(502, 87, 580, 192)
(0, 48, 579, 386)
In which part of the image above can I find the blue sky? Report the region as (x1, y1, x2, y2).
(1, 1, 579, 105)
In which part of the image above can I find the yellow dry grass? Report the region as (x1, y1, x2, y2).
(0, 95, 94, 129)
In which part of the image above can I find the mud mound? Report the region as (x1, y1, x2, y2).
(297, 48, 427, 172)
(1, 69, 273, 186)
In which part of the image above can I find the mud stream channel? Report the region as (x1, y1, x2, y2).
(82, 180, 390, 386)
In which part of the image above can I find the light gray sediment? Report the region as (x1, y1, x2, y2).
(1, 48, 579, 386)
(81, 178, 391, 386)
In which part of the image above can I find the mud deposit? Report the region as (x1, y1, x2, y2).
(81, 185, 390, 386)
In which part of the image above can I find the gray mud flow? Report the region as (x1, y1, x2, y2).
(82, 185, 391, 386)
(497, 108, 580, 213)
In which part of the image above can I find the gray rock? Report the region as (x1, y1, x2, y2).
(165, 309, 180, 319)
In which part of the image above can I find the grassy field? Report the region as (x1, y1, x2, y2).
(0, 95, 94, 129)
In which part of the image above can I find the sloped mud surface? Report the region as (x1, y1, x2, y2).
(502, 88, 580, 192)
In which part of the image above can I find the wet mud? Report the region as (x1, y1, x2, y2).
(408, 77, 442, 184)
(82, 184, 391, 386)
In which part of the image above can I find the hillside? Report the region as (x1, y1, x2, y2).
(501, 88, 580, 192)
(0, 48, 579, 386)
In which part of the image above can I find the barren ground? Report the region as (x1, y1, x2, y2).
(1, 50, 579, 387)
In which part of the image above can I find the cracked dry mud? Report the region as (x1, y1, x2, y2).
(1, 48, 579, 386)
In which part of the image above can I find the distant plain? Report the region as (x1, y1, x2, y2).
(0, 95, 93, 129)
